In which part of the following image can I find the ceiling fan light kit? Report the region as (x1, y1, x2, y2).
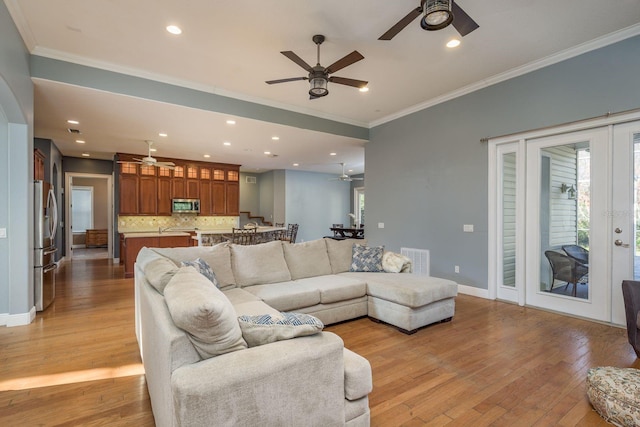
(421, 0, 454, 30)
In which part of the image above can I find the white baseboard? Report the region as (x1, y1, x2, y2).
(457, 284, 490, 299)
(1, 306, 36, 327)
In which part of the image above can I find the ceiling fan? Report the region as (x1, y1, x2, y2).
(266, 34, 368, 99)
(118, 140, 176, 169)
(330, 163, 364, 182)
(379, 0, 479, 41)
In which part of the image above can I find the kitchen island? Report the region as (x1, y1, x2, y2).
(120, 231, 192, 278)
(195, 226, 286, 246)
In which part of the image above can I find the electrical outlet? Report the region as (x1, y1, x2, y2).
(463, 224, 474, 232)
(0, 228, 6, 238)
(454, 265, 460, 273)
(378, 222, 384, 228)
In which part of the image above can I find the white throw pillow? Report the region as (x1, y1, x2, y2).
(164, 266, 247, 359)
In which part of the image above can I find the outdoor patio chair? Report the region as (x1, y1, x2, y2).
(545, 250, 589, 297)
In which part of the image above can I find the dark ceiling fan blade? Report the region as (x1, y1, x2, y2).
(329, 76, 368, 88)
(281, 51, 313, 72)
(325, 51, 364, 74)
(378, 6, 423, 40)
(265, 77, 308, 85)
(451, 1, 479, 36)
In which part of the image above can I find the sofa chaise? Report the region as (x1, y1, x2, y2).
(134, 238, 458, 426)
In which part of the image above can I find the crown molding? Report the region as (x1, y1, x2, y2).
(369, 23, 640, 128)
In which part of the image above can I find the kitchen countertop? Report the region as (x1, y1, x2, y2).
(122, 231, 191, 238)
(195, 226, 285, 235)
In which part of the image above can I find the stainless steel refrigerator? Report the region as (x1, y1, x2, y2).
(34, 180, 58, 311)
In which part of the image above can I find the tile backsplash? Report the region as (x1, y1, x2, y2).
(118, 215, 239, 232)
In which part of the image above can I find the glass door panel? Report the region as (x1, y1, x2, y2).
(526, 128, 609, 321)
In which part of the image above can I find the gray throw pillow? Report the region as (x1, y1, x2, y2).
(181, 258, 219, 288)
(350, 244, 384, 272)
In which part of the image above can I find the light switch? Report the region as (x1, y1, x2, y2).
(463, 224, 474, 232)
(378, 222, 385, 229)
(0, 228, 6, 238)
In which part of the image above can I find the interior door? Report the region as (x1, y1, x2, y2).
(525, 127, 610, 321)
(611, 121, 640, 325)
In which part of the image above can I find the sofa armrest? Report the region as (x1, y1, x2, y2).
(622, 280, 640, 357)
(171, 332, 346, 427)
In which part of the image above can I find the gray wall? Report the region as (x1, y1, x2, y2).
(239, 172, 260, 215)
(258, 171, 275, 223)
(367, 35, 640, 289)
(0, 0, 34, 319)
(284, 170, 350, 242)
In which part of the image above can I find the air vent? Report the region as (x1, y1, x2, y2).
(245, 176, 257, 184)
(68, 128, 81, 134)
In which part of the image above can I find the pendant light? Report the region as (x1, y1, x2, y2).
(420, 0, 454, 31)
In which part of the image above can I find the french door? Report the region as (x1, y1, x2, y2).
(490, 115, 640, 325)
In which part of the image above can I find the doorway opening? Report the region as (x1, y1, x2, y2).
(65, 173, 113, 261)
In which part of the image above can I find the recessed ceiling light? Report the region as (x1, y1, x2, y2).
(204, 154, 211, 158)
(223, 141, 231, 146)
(67, 119, 79, 125)
(158, 133, 168, 137)
(226, 119, 236, 125)
(293, 163, 299, 167)
(81, 153, 90, 157)
(446, 39, 461, 48)
(272, 136, 280, 140)
(329, 152, 337, 156)
(359, 86, 369, 92)
(166, 25, 182, 35)
(75, 140, 85, 144)
(264, 151, 271, 155)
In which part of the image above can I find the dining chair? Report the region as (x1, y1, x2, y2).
(230, 227, 257, 245)
(545, 250, 589, 296)
(275, 222, 285, 227)
(332, 223, 344, 238)
(280, 223, 299, 243)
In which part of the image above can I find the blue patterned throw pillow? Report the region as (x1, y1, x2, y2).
(350, 244, 384, 272)
(237, 312, 324, 347)
(181, 258, 219, 288)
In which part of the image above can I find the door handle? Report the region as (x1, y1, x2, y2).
(614, 239, 630, 248)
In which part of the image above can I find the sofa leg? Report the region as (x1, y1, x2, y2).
(368, 317, 382, 324)
(398, 327, 417, 335)
(440, 317, 453, 323)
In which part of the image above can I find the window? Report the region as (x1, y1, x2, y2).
(72, 186, 93, 233)
(354, 187, 365, 226)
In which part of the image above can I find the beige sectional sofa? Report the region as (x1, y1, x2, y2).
(134, 238, 458, 426)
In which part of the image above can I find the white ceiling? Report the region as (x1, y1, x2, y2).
(6, 0, 640, 174)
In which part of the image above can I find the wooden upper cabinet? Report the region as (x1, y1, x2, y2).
(117, 152, 240, 216)
(157, 176, 172, 215)
(119, 173, 139, 214)
(34, 149, 45, 181)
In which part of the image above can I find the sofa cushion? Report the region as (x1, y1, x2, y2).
(151, 244, 236, 290)
(180, 258, 219, 288)
(238, 312, 324, 347)
(587, 366, 640, 426)
(382, 251, 412, 273)
(350, 244, 384, 272)
(295, 275, 367, 304)
(244, 281, 320, 312)
(164, 266, 247, 359)
(144, 257, 178, 294)
(343, 348, 373, 401)
(231, 241, 292, 287)
(283, 239, 332, 280)
(324, 238, 367, 274)
(342, 272, 458, 308)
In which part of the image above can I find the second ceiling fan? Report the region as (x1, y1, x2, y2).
(379, 0, 479, 41)
(266, 35, 368, 99)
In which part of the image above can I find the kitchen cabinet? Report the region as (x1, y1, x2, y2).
(34, 149, 45, 180)
(122, 233, 192, 278)
(116, 153, 240, 216)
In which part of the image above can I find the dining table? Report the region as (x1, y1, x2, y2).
(330, 226, 365, 239)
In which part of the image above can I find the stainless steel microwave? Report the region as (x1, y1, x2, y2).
(172, 199, 200, 214)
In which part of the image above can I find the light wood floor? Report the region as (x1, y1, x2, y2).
(1, 259, 637, 426)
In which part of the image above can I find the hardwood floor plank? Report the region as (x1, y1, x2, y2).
(1, 258, 637, 426)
